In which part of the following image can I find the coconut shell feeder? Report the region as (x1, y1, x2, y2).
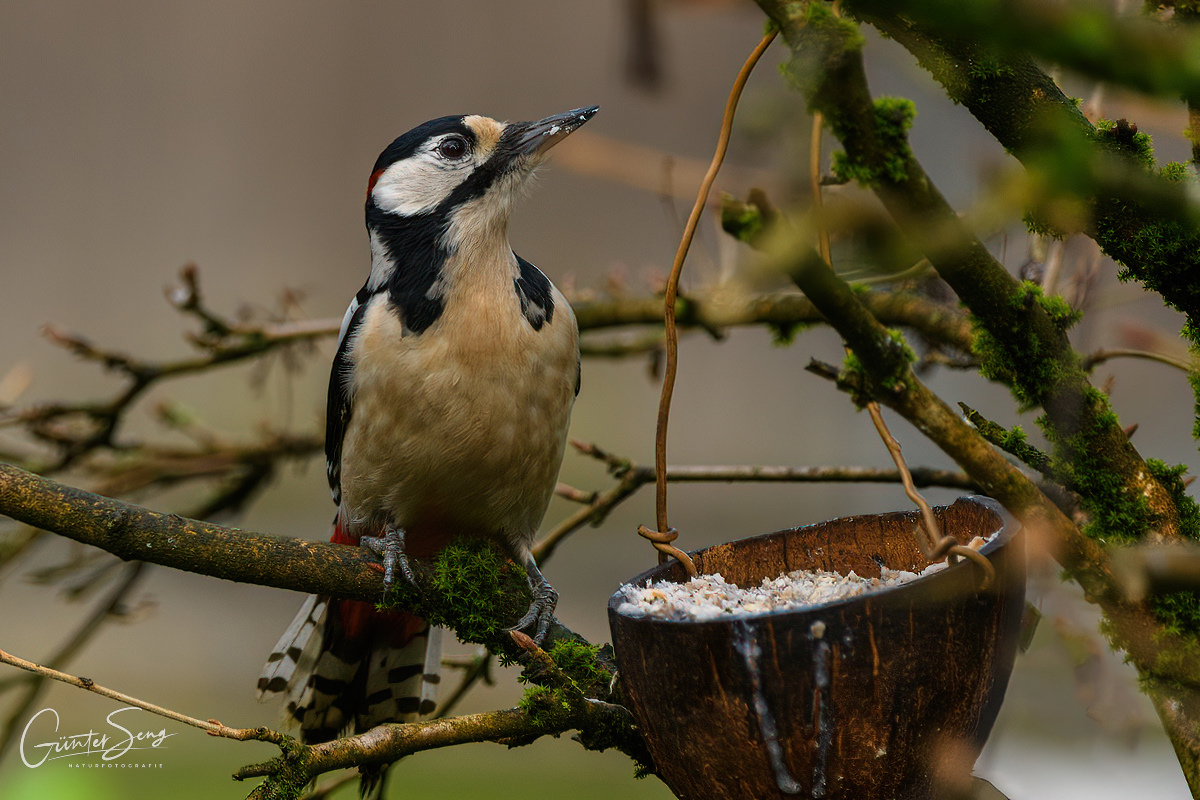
(609, 496, 1024, 800)
(609, 29, 1026, 800)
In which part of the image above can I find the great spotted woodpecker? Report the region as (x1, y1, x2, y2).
(258, 106, 598, 746)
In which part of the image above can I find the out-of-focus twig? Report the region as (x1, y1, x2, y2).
(624, 0, 662, 90)
(553, 132, 779, 204)
(1083, 348, 1192, 373)
(298, 772, 360, 800)
(5, 266, 330, 469)
(1114, 544, 1200, 602)
(435, 650, 494, 720)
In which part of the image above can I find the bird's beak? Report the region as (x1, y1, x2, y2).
(508, 106, 600, 157)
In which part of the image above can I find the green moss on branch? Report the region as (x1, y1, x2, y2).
(832, 97, 917, 186)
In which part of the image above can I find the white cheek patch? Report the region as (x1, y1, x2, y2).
(372, 153, 468, 216)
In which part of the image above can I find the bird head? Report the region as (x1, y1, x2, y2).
(366, 106, 599, 242)
(360, 107, 597, 333)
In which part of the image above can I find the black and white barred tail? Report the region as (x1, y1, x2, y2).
(257, 593, 442, 744)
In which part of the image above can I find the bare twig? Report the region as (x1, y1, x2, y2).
(0, 647, 287, 744)
(579, 330, 666, 358)
(572, 287, 973, 351)
(534, 447, 975, 565)
(536, 473, 646, 564)
(1041, 238, 1067, 298)
(553, 131, 778, 204)
(1083, 347, 1192, 373)
(434, 650, 493, 720)
(1113, 544, 1200, 601)
(0, 562, 148, 760)
(812, 110, 832, 264)
(233, 700, 638, 793)
(86, 430, 321, 499)
(298, 771, 359, 800)
(554, 482, 599, 505)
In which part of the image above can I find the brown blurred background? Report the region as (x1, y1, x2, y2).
(0, 1, 1195, 797)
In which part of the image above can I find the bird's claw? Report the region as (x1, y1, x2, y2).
(507, 583, 559, 645)
(361, 526, 419, 594)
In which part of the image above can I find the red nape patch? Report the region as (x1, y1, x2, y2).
(366, 168, 385, 199)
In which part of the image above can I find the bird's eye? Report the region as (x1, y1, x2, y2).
(437, 136, 468, 160)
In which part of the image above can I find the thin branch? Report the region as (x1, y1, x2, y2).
(434, 651, 493, 720)
(535, 472, 646, 564)
(1114, 544, 1200, 601)
(811, 109, 832, 264)
(0, 647, 287, 744)
(579, 330, 665, 358)
(554, 482, 599, 505)
(534, 450, 976, 564)
(657, 463, 974, 486)
(572, 287, 973, 351)
(0, 562, 148, 761)
(959, 403, 1056, 478)
(234, 701, 637, 793)
(0, 461, 596, 662)
(553, 131, 779, 204)
(1083, 348, 1192, 373)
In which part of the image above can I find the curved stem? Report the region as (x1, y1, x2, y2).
(650, 29, 777, 572)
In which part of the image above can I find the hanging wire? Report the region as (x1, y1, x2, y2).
(637, 28, 779, 577)
(866, 403, 995, 588)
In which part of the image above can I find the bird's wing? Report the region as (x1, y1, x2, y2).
(513, 254, 556, 331)
(326, 287, 370, 505)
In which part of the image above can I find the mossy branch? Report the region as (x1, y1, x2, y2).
(794, 270, 1200, 692)
(0, 461, 611, 652)
(846, 0, 1200, 105)
(573, 286, 973, 352)
(0, 461, 651, 795)
(755, 1, 1200, 788)
(958, 403, 1055, 479)
(844, 1, 1200, 378)
(757, 0, 1188, 553)
(234, 701, 641, 800)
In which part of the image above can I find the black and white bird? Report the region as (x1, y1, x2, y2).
(258, 106, 598, 749)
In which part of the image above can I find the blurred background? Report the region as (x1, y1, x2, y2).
(0, 1, 1195, 797)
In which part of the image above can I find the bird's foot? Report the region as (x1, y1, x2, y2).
(508, 581, 559, 646)
(361, 525, 419, 595)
